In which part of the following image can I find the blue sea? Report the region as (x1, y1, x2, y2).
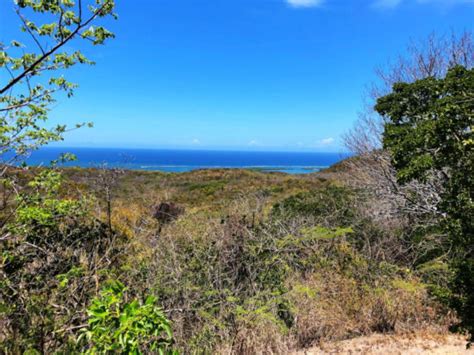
(23, 147, 349, 174)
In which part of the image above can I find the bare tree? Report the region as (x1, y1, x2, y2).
(94, 164, 124, 232)
(345, 31, 474, 155)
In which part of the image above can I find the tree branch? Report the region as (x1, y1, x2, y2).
(0, 2, 108, 95)
(16, 9, 46, 55)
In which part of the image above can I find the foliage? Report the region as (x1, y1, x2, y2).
(14, 169, 87, 228)
(271, 185, 357, 227)
(344, 30, 473, 155)
(0, 1, 461, 350)
(0, 165, 453, 353)
(79, 280, 176, 354)
(150, 214, 349, 351)
(0, 169, 127, 353)
(340, 32, 473, 276)
(376, 66, 474, 342)
(148, 200, 448, 352)
(0, 2, 124, 351)
(0, 0, 116, 170)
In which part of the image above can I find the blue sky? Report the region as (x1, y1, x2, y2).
(1, 0, 473, 152)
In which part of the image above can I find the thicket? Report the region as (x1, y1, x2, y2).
(145, 185, 451, 352)
(1, 166, 455, 353)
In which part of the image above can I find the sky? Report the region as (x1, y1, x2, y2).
(1, 0, 473, 152)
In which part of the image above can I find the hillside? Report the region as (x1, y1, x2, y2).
(35, 167, 471, 350)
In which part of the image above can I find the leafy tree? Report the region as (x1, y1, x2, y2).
(0, 0, 116, 173)
(375, 65, 474, 342)
(0, 1, 134, 352)
(342, 32, 473, 241)
(0, 3, 179, 353)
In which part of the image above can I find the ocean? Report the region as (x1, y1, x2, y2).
(22, 147, 349, 174)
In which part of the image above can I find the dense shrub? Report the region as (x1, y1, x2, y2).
(0, 171, 127, 353)
(147, 203, 449, 353)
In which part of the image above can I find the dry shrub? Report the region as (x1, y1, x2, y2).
(289, 273, 360, 346)
(223, 305, 291, 355)
(288, 271, 452, 350)
(145, 192, 452, 353)
(109, 200, 157, 238)
(43, 169, 456, 353)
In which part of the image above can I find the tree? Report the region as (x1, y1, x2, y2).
(340, 32, 474, 258)
(0, 0, 117, 276)
(0, 0, 116, 175)
(345, 31, 474, 155)
(375, 66, 474, 343)
(0, 1, 119, 351)
(0, 0, 117, 254)
(343, 32, 473, 202)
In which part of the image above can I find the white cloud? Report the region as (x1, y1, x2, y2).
(248, 139, 261, 146)
(318, 137, 335, 146)
(286, 0, 324, 8)
(191, 138, 201, 145)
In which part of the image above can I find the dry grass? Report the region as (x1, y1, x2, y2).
(293, 333, 473, 354)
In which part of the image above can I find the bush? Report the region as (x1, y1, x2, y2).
(79, 281, 176, 354)
(271, 185, 357, 227)
(0, 169, 454, 353)
(0, 170, 127, 353)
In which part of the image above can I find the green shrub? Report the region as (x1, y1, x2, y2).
(0, 170, 126, 353)
(271, 185, 357, 227)
(148, 208, 447, 353)
(79, 281, 176, 354)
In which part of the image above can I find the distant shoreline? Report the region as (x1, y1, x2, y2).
(18, 147, 351, 175)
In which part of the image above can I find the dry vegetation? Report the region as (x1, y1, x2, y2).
(3, 166, 453, 353)
(292, 333, 473, 354)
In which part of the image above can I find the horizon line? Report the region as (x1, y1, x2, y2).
(42, 145, 352, 155)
